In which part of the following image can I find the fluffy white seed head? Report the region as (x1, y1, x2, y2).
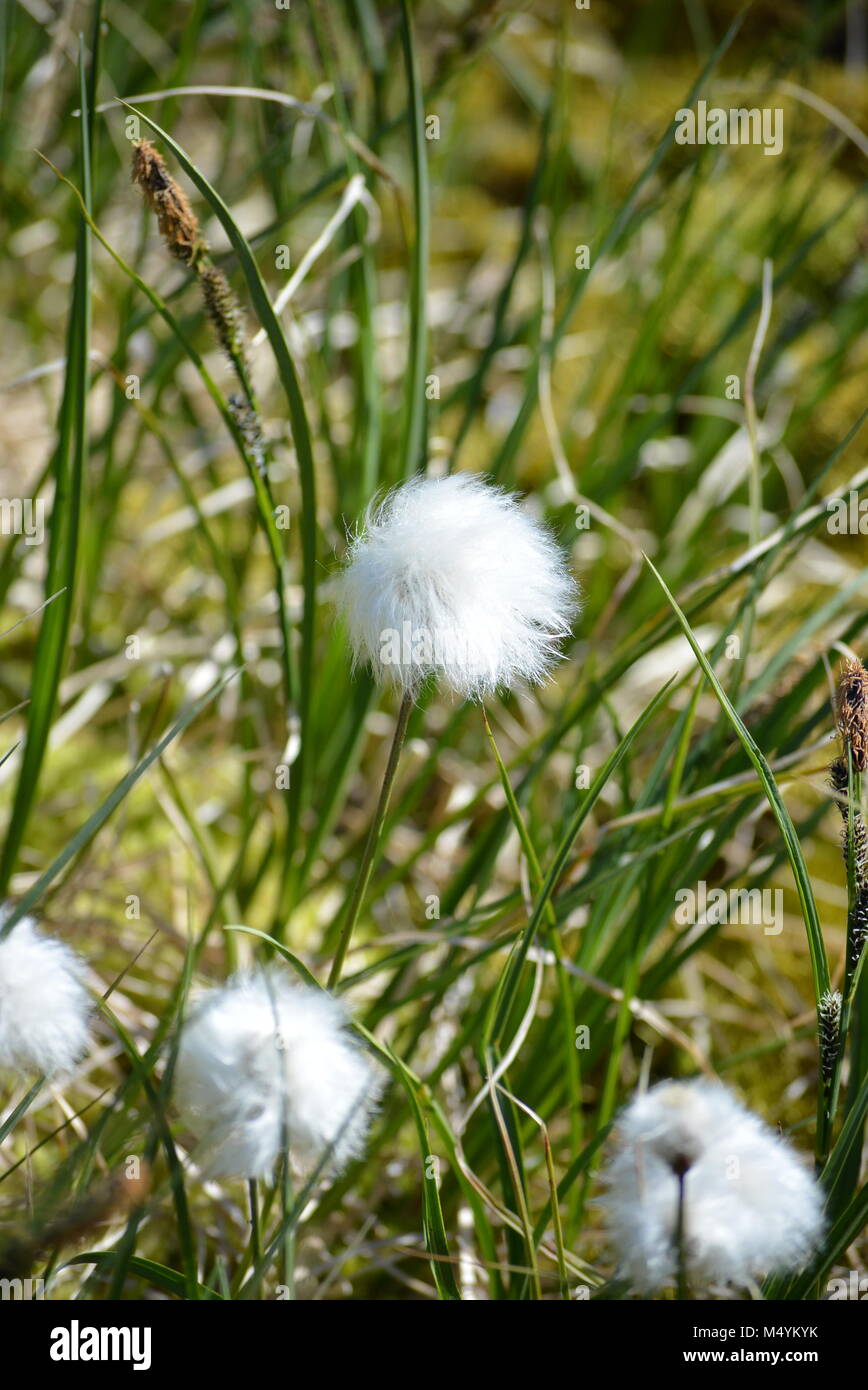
(0, 911, 91, 1078)
(174, 970, 383, 1180)
(600, 1079, 824, 1294)
(334, 473, 578, 699)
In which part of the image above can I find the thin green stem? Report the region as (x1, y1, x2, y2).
(675, 1168, 689, 1301)
(328, 690, 414, 989)
(247, 1179, 261, 1268)
(281, 1154, 295, 1300)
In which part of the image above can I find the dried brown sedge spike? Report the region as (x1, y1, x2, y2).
(131, 140, 204, 266)
(837, 657, 868, 773)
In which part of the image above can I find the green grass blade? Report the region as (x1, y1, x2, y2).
(398, 0, 429, 479)
(0, 42, 95, 894)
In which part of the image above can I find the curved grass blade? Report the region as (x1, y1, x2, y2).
(223, 924, 320, 987)
(0, 1077, 45, 1145)
(62, 1252, 221, 1300)
(398, 0, 429, 480)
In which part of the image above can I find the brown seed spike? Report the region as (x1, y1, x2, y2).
(131, 140, 204, 266)
(837, 657, 868, 772)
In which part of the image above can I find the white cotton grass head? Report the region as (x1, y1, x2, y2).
(0, 909, 91, 1078)
(599, 1079, 824, 1295)
(334, 472, 578, 700)
(174, 969, 384, 1181)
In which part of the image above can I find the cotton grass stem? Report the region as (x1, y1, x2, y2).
(328, 691, 414, 989)
(675, 1166, 689, 1301)
(247, 1179, 261, 1267)
(280, 1153, 295, 1301)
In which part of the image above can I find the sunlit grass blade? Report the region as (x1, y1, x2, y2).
(0, 41, 96, 896)
(62, 1252, 221, 1300)
(398, 0, 429, 480)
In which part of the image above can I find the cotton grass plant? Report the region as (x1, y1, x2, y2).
(329, 470, 577, 986)
(174, 970, 383, 1179)
(600, 1079, 825, 1297)
(0, 909, 92, 1079)
(0, 1, 866, 1305)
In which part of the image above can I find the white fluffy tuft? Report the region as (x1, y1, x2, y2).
(174, 970, 383, 1180)
(334, 473, 578, 699)
(0, 911, 91, 1077)
(600, 1079, 825, 1294)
